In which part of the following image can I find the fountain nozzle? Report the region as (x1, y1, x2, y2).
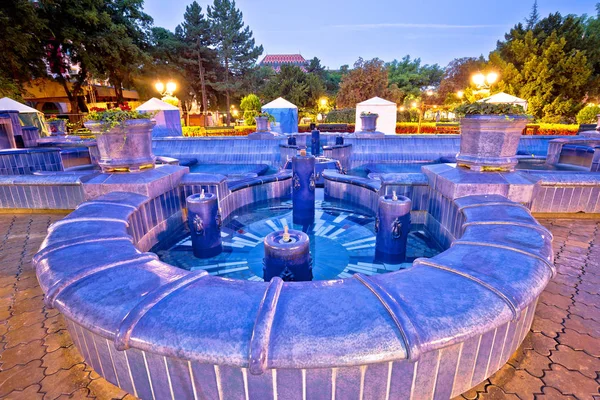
(200, 189, 205, 199)
(392, 190, 398, 201)
(283, 226, 291, 242)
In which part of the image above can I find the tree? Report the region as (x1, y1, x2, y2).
(240, 93, 261, 125)
(92, 0, 153, 105)
(386, 56, 444, 101)
(208, 0, 263, 124)
(261, 65, 325, 112)
(336, 58, 392, 108)
(525, 0, 540, 30)
(438, 57, 487, 102)
(176, 1, 216, 112)
(0, 0, 47, 98)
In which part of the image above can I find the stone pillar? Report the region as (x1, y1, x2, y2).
(311, 129, 320, 156)
(375, 192, 411, 263)
(187, 191, 222, 258)
(21, 127, 40, 148)
(292, 152, 315, 225)
(263, 227, 312, 282)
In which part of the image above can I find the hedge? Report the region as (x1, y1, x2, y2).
(182, 122, 580, 137)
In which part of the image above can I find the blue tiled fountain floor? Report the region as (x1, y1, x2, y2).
(157, 198, 441, 281)
(188, 163, 273, 176)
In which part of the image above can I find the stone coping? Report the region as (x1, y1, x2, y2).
(0, 147, 62, 155)
(227, 170, 291, 192)
(33, 189, 553, 376)
(322, 170, 381, 192)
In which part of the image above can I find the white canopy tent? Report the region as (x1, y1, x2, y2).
(0, 97, 48, 135)
(478, 92, 528, 111)
(262, 97, 298, 134)
(355, 97, 397, 135)
(136, 97, 182, 137)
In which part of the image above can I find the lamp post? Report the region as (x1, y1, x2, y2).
(155, 81, 177, 97)
(471, 72, 498, 95)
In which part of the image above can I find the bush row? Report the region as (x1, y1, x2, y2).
(181, 122, 581, 136)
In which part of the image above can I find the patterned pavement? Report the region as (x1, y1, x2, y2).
(0, 214, 598, 399)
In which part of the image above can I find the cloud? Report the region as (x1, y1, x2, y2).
(332, 23, 504, 30)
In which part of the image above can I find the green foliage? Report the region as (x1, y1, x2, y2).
(325, 109, 355, 123)
(240, 94, 261, 125)
(257, 111, 275, 122)
(261, 65, 325, 111)
(86, 108, 156, 132)
(208, 0, 263, 122)
(454, 101, 527, 116)
(576, 105, 600, 124)
(336, 58, 392, 108)
(386, 56, 444, 100)
(360, 111, 378, 117)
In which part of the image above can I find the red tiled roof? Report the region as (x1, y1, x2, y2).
(260, 54, 307, 64)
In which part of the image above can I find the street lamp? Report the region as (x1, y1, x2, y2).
(319, 97, 328, 107)
(472, 72, 498, 91)
(457, 90, 464, 99)
(155, 80, 177, 96)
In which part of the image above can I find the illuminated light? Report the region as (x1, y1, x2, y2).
(457, 90, 464, 99)
(472, 73, 485, 87)
(232, 109, 239, 117)
(166, 81, 177, 93)
(411, 102, 418, 109)
(486, 72, 498, 84)
(316, 113, 323, 121)
(319, 97, 328, 107)
(155, 82, 165, 93)
(399, 106, 405, 112)
(426, 90, 434, 96)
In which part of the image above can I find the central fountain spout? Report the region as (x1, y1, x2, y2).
(375, 193, 411, 263)
(263, 227, 313, 282)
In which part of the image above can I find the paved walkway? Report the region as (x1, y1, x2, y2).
(0, 214, 598, 399)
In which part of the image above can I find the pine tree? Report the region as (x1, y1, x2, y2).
(207, 0, 263, 124)
(525, 0, 540, 30)
(176, 1, 215, 113)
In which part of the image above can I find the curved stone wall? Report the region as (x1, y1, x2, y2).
(34, 184, 553, 399)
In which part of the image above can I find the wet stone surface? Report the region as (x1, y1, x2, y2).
(0, 214, 598, 399)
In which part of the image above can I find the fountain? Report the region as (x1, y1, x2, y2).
(292, 150, 315, 224)
(187, 190, 223, 258)
(263, 226, 312, 282)
(375, 191, 412, 263)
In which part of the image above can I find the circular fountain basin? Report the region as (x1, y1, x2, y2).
(33, 179, 554, 399)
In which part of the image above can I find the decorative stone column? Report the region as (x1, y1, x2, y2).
(375, 192, 411, 263)
(187, 191, 222, 258)
(292, 151, 316, 225)
(263, 226, 312, 282)
(311, 129, 321, 156)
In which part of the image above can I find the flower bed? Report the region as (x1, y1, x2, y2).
(182, 126, 254, 137)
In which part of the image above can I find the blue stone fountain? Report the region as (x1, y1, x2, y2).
(263, 226, 313, 282)
(292, 150, 316, 225)
(187, 190, 223, 258)
(375, 191, 412, 263)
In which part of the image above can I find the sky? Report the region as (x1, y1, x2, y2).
(143, 0, 599, 69)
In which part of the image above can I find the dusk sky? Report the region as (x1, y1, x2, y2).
(143, 0, 598, 69)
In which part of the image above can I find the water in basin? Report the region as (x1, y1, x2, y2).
(156, 194, 441, 281)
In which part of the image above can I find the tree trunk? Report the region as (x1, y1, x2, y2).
(225, 58, 230, 125)
(111, 77, 125, 105)
(60, 80, 80, 116)
(197, 39, 208, 113)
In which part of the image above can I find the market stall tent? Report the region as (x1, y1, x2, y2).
(355, 97, 397, 135)
(262, 97, 298, 134)
(0, 97, 48, 136)
(478, 92, 528, 111)
(136, 97, 182, 137)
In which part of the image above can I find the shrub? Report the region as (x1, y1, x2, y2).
(240, 94, 261, 125)
(576, 105, 600, 124)
(182, 126, 254, 137)
(325, 108, 355, 123)
(454, 101, 527, 116)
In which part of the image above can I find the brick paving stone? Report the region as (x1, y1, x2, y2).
(573, 290, 600, 308)
(4, 384, 45, 400)
(556, 328, 600, 357)
(550, 344, 600, 379)
(530, 317, 563, 338)
(42, 346, 85, 375)
(535, 386, 577, 400)
(3, 322, 46, 349)
(478, 385, 521, 400)
(539, 292, 573, 311)
(0, 339, 46, 370)
(569, 302, 600, 321)
(489, 364, 543, 400)
(39, 363, 90, 400)
(507, 348, 550, 378)
(8, 309, 46, 330)
(0, 359, 46, 397)
(521, 332, 558, 357)
(563, 314, 600, 337)
(44, 330, 74, 353)
(541, 364, 600, 399)
(534, 303, 569, 324)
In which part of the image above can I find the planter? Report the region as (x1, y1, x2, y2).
(255, 116, 269, 132)
(457, 115, 529, 172)
(84, 119, 156, 173)
(46, 120, 67, 136)
(360, 114, 378, 132)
